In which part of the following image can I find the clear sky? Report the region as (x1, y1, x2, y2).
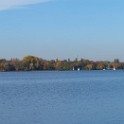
(0, 0, 124, 61)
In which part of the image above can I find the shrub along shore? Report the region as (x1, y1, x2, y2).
(0, 56, 123, 71)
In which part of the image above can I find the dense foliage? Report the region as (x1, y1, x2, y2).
(0, 56, 123, 71)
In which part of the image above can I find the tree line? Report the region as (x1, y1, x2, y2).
(0, 56, 124, 71)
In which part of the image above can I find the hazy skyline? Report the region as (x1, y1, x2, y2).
(0, 0, 124, 61)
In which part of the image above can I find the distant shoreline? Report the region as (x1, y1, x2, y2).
(0, 56, 123, 72)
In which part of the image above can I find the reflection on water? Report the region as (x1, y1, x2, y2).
(0, 71, 124, 124)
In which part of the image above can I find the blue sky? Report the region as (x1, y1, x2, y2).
(0, 0, 124, 61)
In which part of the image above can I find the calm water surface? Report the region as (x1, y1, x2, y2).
(0, 71, 124, 124)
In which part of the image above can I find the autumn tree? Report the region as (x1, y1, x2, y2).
(22, 56, 41, 71)
(96, 63, 105, 70)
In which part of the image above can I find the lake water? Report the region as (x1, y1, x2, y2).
(0, 71, 124, 124)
